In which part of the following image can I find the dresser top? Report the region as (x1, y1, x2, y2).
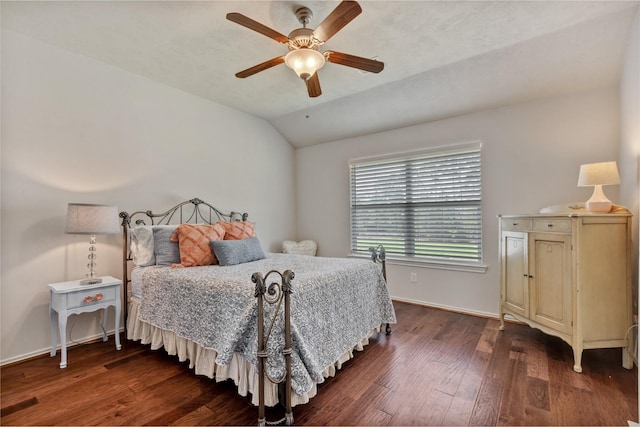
(499, 203, 631, 218)
(499, 212, 632, 219)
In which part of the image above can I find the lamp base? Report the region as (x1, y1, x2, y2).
(80, 277, 102, 285)
(584, 184, 613, 213)
(585, 200, 613, 213)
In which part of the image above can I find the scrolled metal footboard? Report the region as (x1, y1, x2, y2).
(369, 244, 392, 335)
(252, 269, 295, 427)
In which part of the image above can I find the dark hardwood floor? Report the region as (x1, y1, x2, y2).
(1, 301, 636, 426)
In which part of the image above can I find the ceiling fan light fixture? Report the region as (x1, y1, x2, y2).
(284, 48, 325, 80)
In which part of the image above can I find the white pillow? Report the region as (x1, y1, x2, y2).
(282, 240, 317, 256)
(130, 226, 155, 266)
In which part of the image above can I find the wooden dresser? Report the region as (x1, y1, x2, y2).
(498, 211, 632, 372)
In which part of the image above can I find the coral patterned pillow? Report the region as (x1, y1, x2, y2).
(170, 223, 225, 267)
(220, 221, 256, 240)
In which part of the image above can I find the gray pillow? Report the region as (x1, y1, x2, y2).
(210, 237, 266, 266)
(153, 225, 179, 265)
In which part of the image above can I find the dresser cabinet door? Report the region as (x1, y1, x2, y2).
(529, 233, 573, 334)
(501, 231, 529, 318)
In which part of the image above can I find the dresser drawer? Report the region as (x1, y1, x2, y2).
(501, 218, 532, 232)
(66, 286, 117, 309)
(532, 218, 572, 233)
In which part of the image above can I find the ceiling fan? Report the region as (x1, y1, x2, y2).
(226, 0, 384, 98)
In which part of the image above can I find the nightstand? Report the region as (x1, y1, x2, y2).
(49, 276, 122, 368)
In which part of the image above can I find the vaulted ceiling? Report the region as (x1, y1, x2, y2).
(2, 1, 638, 147)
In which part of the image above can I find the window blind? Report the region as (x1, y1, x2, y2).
(349, 144, 482, 263)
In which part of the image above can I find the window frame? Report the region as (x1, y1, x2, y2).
(348, 141, 487, 273)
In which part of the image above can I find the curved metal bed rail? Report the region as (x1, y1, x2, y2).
(119, 197, 249, 325)
(252, 269, 295, 427)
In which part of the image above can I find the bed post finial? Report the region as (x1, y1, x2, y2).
(369, 244, 386, 279)
(369, 244, 386, 263)
(119, 211, 130, 227)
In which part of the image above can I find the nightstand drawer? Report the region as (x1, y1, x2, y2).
(501, 218, 532, 232)
(67, 287, 117, 309)
(532, 218, 572, 233)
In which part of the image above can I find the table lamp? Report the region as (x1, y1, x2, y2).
(577, 161, 620, 213)
(65, 203, 120, 284)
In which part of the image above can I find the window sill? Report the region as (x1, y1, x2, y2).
(349, 252, 488, 274)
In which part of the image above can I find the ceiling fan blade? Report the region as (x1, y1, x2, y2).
(306, 73, 322, 97)
(326, 51, 384, 73)
(313, 1, 362, 43)
(235, 56, 285, 78)
(226, 12, 290, 44)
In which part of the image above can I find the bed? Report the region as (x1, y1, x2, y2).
(119, 198, 396, 424)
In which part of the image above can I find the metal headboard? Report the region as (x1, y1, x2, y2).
(118, 197, 248, 324)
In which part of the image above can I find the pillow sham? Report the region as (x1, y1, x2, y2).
(130, 226, 155, 266)
(153, 225, 180, 265)
(220, 220, 256, 240)
(210, 236, 267, 266)
(170, 223, 225, 267)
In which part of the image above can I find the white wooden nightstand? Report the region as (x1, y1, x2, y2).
(49, 276, 122, 368)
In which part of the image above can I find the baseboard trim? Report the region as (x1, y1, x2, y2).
(391, 296, 499, 320)
(0, 328, 124, 367)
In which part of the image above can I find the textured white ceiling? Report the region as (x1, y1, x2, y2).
(2, 1, 638, 147)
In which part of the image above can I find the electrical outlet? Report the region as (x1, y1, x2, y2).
(410, 272, 417, 283)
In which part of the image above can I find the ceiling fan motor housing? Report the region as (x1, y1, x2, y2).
(287, 27, 321, 50)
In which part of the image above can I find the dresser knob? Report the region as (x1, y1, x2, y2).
(83, 293, 104, 304)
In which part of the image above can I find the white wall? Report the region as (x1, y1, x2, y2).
(618, 10, 639, 423)
(1, 30, 296, 364)
(620, 9, 640, 311)
(296, 88, 621, 316)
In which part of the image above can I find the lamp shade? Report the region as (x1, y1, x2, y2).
(284, 48, 325, 80)
(577, 161, 620, 187)
(65, 203, 120, 235)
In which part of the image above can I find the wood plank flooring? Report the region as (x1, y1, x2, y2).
(1, 301, 636, 425)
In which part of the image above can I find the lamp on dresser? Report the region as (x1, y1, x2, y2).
(577, 161, 621, 213)
(65, 203, 119, 284)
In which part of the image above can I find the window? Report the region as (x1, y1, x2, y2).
(349, 142, 483, 269)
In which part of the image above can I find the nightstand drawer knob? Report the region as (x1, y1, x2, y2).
(83, 293, 104, 304)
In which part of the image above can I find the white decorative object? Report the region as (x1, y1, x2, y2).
(577, 161, 621, 213)
(282, 240, 317, 256)
(49, 276, 122, 368)
(65, 203, 120, 284)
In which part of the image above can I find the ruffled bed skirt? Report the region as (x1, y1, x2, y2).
(127, 298, 376, 407)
